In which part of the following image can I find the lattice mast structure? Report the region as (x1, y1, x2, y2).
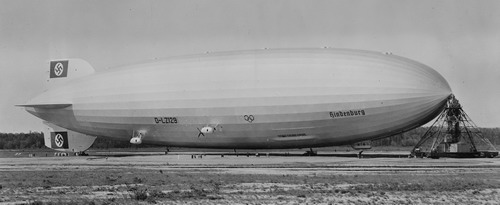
(412, 95, 497, 155)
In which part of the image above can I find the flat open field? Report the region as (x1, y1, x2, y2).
(1, 152, 500, 204)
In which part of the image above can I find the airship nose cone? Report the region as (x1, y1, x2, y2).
(416, 61, 452, 97)
(380, 53, 452, 98)
(422, 68, 452, 97)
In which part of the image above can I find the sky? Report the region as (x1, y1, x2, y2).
(1, 0, 500, 132)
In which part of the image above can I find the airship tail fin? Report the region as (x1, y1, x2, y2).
(47, 58, 95, 84)
(16, 103, 72, 109)
(42, 121, 97, 153)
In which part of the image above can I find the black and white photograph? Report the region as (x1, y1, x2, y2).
(1, 0, 499, 204)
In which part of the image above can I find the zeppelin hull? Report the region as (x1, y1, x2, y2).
(26, 49, 452, 149)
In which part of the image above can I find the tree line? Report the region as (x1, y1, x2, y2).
(0, 127, 499, 149)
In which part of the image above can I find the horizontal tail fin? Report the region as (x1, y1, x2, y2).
(16, 103, 72, 109)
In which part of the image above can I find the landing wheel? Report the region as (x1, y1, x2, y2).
(76, 152, 88, 156)
(303, 148, 317, 156)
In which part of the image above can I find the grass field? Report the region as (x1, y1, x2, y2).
(1, 154, 500, 204)
(2, 168, 499, 204)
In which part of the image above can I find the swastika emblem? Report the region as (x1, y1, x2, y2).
(54, 134, 64, 147)
(54, 63, 64, 76)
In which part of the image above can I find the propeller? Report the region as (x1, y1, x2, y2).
(196, 127, 205, 138)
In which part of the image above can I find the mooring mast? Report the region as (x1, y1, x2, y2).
(412, 95, 498, 158)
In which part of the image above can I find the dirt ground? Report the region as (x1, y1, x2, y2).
(1, 153, 500, 204)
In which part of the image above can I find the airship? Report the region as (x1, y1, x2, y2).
(19, 48, 452, 153)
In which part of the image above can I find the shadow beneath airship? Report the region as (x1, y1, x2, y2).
(85, 150, 411, 158)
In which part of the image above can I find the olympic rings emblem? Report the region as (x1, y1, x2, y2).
(243, 115, 255, 123)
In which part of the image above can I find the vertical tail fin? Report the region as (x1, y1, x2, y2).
(43, 122, 96, 153)
(48, 59, 95, 84)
